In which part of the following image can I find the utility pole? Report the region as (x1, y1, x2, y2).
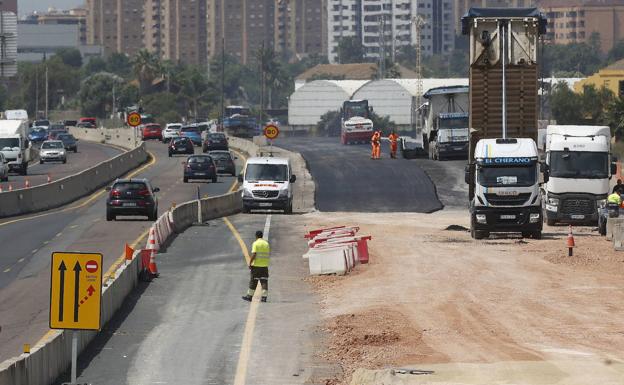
(35, 66, 39, 118)
(44, 53, 49, 118)
(260, 41, 266, 126)
(378, 16, 386, 79)
(411, 10, 425, 136)
(112, 82, 116, 120)
(220, 37, 225, 128)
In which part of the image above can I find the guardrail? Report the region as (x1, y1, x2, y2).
(69, 127, 138, 150)
(0, 144, 148, 218)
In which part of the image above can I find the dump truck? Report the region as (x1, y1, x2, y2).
(462, 7, 548, 239)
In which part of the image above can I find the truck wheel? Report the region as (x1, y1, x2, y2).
(242, 205, 251, 213)
(546, 218, 556, 226)
(21, 165, 27, 175)
(106, 210, 115, 221)
(531, 231, 542, 240)
(471, 228, 488, 240)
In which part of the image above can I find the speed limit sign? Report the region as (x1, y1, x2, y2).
(127, 112, 142, 127)
(263, 124, 279, 140)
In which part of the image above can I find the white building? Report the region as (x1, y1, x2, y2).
(327, 0, 455, 64)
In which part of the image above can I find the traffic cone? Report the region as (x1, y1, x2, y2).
(124, 243, 134, 261)
(47, 174, 51, 183)
(0, 185, 3, 193)
(24, 179, 30, 188)
(8, 184, 12, 191)
(148, 250, 159, 277)
(567, 225, 575, 256)
(147, 227, 159, 251)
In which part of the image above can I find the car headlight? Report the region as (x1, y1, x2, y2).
(278, 188, 289, 197)
(242, 188, 253, 198)
(596, 199, 607, 209)
(547, 197, 559, 206)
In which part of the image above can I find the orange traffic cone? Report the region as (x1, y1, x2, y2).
(0, 185, 3, 193)
(124, 243, 134, 261)
(8, 184, 12, 191)
(567, 225, 575, 256)
(24, 179, 30, 188)
(147, 227, 159, 251)
(47, 174, 51, 183)
(148, 250, 159, 277)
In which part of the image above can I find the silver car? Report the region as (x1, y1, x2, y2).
(0, 153, 8, 181)
(39, 140, 67, 164)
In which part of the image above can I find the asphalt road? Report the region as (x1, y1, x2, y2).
(278, 136, 444, 213)
(0, 140, 241, 362)
(54, 213, 326, 385)
(0, 141, 123, 191)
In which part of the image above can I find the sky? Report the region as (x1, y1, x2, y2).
(18, 0, 84, 17)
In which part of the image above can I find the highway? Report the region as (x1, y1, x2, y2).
(0, 140, 240, 362)
(0, 141, 123, 191)
(278, 136, 444, 212)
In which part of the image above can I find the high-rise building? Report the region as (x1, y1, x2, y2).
(86, 0, 143, 56)
(279, 0, 327, 57)
(538, 0, 624, 53)
(0, 0, 17, 13)
(327, 0, 454, 64)
(28, 8, 88, 46)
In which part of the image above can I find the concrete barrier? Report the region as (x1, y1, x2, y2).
(606, 217, 624, 241)
(613, 221, 624, 251)
(0, 144, 148, 218)
(69, 127, 139, 150)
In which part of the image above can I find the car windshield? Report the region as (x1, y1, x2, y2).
(210, 152, 230, 160)
(209, 134, 225, 140)
(50, 124, 65, 130)
(35, 120, 50, 126)
(173, 138, 188, 144)
(114, 182, 147, 192)
(478, 165, 537, 187)
(245, 163, 288, 182)
(188, 156, 212, 163)
(42, 142, 63, 149)
(0, 138, 20, 150)
(550, 151, 609, 179)
(181, 127, 199, 133)
(58, 134, 74, 141)
(167, 125, 182, 130)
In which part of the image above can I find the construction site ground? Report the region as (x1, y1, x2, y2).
(295, 210, 624, 385)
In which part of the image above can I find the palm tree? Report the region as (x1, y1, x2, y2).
(131, 49, 160, 96)
(256, 45, 290, 109)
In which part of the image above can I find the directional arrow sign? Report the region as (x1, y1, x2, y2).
(50, 252, 103, 331)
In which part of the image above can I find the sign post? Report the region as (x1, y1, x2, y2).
(50, 252, 103, 384)
(263, 124, 280, 156)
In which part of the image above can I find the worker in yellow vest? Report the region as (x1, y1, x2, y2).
(608, 190, 622, 206)
(242, 230, 270, 303)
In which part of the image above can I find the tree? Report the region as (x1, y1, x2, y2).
(606, 97, 624, 140)
(607, 40, 624, 64)
(580, 84, 613, 124)
(550, 81, 584, 124)
(256, 45, 291, 109)
(54, 48, 82, 68)
(107, 53, 132, 78)
(131, 49, 161, 95)
(337, 37, 365, 64)
(79, 72, 124, 118)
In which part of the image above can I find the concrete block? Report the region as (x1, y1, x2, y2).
(606, 217, 624, 241)
(614, 222, 624, 251)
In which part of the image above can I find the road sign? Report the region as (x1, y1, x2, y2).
(263, 124, 280, 140)
(127, 112, 142, 127)
(50, 252, 103, 331)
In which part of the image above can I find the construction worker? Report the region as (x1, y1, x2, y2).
(371, 131, 381, 159)
(242, 230, 270, 303)
(388, 130, 399, 159)
(613, 179, 624, 195)
(608, 190, 622, 206)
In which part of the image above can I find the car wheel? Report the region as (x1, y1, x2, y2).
(74, 148, 77, 153)
(39, 160, 44, 164)
(284, 200, 293, 214)
(183, 176, 188, 183)
(168, 152, 172, 157)
(148, 208, 158, 221)
(531, 231, 542, 240)
(106, 210, 115, 221)
(231, 171, 237, 177)
(62, 158, 67, 164)
(473, 230, 488, 240)
(212, 176, 218, 183)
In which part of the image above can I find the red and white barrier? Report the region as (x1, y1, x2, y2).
(304, 225, 372, 275)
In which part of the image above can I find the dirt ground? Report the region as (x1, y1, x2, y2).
(298, 210, 624, 385)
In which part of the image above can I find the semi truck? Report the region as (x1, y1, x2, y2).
(0, 118, 31, 176)
(421, 85, 469, 160)
(462, 8, 547, 239)
(340, 99, 373, 145)
(223, 105, 259, 138)
(543, 125, 617, 226)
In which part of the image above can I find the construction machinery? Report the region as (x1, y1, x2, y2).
(340, 100, 374, 145)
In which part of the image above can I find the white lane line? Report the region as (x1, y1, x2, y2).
(31, 249, 38, 254)
(18, 258, 25, 263)
(232, 214, 271, 385)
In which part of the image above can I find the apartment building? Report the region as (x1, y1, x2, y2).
(0, 0, 16, 13)
(86, 0, 143, 56)
(26, 8, 88, 46)
(276, 0, 326, 58)
(327, 0, 454, 63)
(539, 0, 624, 53)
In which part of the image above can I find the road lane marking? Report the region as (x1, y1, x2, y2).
(2, 267, 10, 273)
(43, 241, 49, 245)
(70, 224, 79, 229)
(55, 232, 62, 238)
(229, 214, 271, 385)
(0, 150, 157, 228)
(31, 249, 38, 254)
(18, 258, 25, 263)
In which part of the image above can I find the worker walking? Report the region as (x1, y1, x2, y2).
(608, 190, 622, 206)
(242, 230, 270, 303)
(371, 131, 381, 159)
(388, 130, 399, 159)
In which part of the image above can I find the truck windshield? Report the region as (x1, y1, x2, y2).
(550, 151, 608, 179)
(478, 165, 537, 187)
(438, 117, 468, 130)
(0, 138, 20, 150)
(438, 129, 468, 143)
(245, 164, 288, 182)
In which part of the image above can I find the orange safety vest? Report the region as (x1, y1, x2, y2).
(372, 132, 380, 145)
(388, 133, 399, 144)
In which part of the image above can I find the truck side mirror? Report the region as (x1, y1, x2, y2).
(290, 174, 297, 183)
(611, 162, 618, 176)
(464, 164, 474, 185)
(541, 162, 550, 184)
(237, 174, 243, 183)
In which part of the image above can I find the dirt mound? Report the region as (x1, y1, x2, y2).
(445, 224, 469, 232)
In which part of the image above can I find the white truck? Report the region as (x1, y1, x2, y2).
(466, 138, 543, 239)
(0, 118, 31, 176)
(421, 85, 469, 160)
(543, 125, 616, 226)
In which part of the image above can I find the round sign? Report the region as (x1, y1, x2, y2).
(85, 260, 99, 273)
(127, 112, 142, 127)
(264, 124, 279, 140)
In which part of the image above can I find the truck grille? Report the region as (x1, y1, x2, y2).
(252, 190, 279, 199)
(561, 199, 595, 215)
(484, 193, 531, 206)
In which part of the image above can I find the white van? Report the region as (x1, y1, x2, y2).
(239, 157, 296, 213)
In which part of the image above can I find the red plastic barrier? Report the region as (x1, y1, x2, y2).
(356, 236, 372, 264)
(304, 225, 346, 239)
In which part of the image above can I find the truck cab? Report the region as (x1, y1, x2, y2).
(467, 138, 543, 239)
(340, 100, 374, 145)
(0, 119, 31, 175)
(544, 125, 616, 226)
(431, 112, 469, 160)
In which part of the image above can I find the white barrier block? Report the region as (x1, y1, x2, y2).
(308, 247, 348, 275)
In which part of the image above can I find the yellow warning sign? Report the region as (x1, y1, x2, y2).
(49, 252, 103, 330)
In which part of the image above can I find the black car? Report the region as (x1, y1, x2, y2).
(168, 137, 194, 157)
(106, 179, 159, 221)
(183, 155, 217, 183)
(208, 150, 237, 176)
(202, 132, 229, 152)
(57, 133, 78, 152)
(76, 122, 95, 128)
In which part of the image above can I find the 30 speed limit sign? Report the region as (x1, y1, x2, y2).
(263, 124, 279, 140)
(127, 112, 142, 127)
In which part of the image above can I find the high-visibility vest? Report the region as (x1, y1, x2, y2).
(388, 133, 398, 144)
(608, 193, 621, 205)
(251, 238, 271, 267)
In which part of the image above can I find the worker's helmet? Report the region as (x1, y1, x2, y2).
(255, 230, 263, 238)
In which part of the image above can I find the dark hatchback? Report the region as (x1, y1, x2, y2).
(183, 155, 217, 183)
(208, 150, 237, 176)
(106, 179, 160, 221)
(168, 137, 194, 157)
(57, 133, 78, 152)
(202, 133, 229, 152)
